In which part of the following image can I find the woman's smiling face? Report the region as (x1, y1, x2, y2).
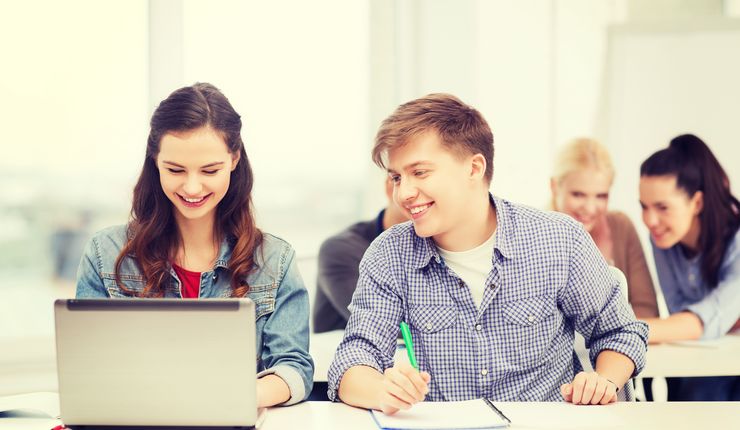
(157, 126, 239, 225)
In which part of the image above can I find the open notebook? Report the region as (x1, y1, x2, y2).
(370, 399, 511, 430)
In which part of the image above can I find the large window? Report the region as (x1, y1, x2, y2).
(0, 1, 148, 341)
(179, 0, 372, 255)
(0, 0, 373, 347)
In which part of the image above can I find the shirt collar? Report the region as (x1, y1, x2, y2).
(214, 236, 234, 269)
(410, 233, 443, 270)
(190, 234, 267, 272)
(409, 193, 517, 270)
(490, 194, 517, 260)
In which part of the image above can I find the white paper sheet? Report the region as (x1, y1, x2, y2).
(371, 400, 509, 429)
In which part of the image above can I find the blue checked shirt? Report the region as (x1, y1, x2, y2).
(327, 196, 648, 402)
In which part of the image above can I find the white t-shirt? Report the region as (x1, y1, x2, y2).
(436, 230, 496, 308)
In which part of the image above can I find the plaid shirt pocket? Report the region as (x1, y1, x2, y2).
(407, 305, 459, 400)
(501, 295, 558, 366)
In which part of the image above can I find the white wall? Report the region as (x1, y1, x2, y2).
(391, 0, 623, 208)
(392, 0, 740, 220)
(604, 21, 740, 222)
(475, 0, 554, 206)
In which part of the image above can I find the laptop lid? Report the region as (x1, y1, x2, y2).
(54, 298, 257, 428)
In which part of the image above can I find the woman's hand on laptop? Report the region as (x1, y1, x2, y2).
(378, 362, 431, 415)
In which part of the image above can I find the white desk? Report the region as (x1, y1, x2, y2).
(638, 333, 740, 402)
(3, 396, 740, 430)
(264, 401, 740, 430)
(642, 333, 740, 378)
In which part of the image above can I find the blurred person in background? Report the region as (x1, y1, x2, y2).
(551, 138, 658, 318)
(639, 134, 740, 401)
(313, 177, 407, 333)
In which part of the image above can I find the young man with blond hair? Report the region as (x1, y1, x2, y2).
(327, 94, 648, 414)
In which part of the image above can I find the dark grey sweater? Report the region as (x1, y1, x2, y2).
(312, 210, 385, 333)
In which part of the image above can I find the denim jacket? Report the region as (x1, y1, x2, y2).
(76, 224, 314, 405)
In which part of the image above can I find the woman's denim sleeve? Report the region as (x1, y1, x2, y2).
(75, 236, 109, 298)
(257, 246, 315, 405)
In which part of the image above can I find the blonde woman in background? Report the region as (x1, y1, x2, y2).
(551, 138, 658, 318)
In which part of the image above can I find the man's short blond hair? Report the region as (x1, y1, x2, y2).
(372, 93, 494, 183)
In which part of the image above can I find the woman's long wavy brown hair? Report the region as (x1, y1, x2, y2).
(115, 83, 262, 297)
(641, 134, 740, 288)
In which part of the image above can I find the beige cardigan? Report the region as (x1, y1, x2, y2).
(607, 211, 659, 318)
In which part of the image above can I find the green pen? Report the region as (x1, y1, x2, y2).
(399, 321, 419, 370)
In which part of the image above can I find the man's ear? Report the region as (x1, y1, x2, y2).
(231, 151, 241, 171)
(470, 154, 487, 181)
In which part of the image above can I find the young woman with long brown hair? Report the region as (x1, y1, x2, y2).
(75, 83, 314, 407)
(640, 133, 740, 400)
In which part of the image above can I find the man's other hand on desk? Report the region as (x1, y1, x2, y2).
(560, 371, 618, 405)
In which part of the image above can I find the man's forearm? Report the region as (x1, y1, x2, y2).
(337, 365, 384, 410)
(594, 349, 636, 389)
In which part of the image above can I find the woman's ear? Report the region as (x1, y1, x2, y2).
(231, 151, 241, 171)
(691, 190, 704, 215)
(550, 177, 558, 196)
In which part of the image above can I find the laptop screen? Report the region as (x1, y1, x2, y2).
(55, 298, 257, 427)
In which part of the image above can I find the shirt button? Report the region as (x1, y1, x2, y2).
(481, 369, 488, 376)
(689, 273, 695, 282)
(425, 323, 433, 331)
(475, 324, 482, 331)
(527, 315, 535, 323)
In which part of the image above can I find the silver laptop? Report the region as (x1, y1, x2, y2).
(54, 298, 260, 429)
